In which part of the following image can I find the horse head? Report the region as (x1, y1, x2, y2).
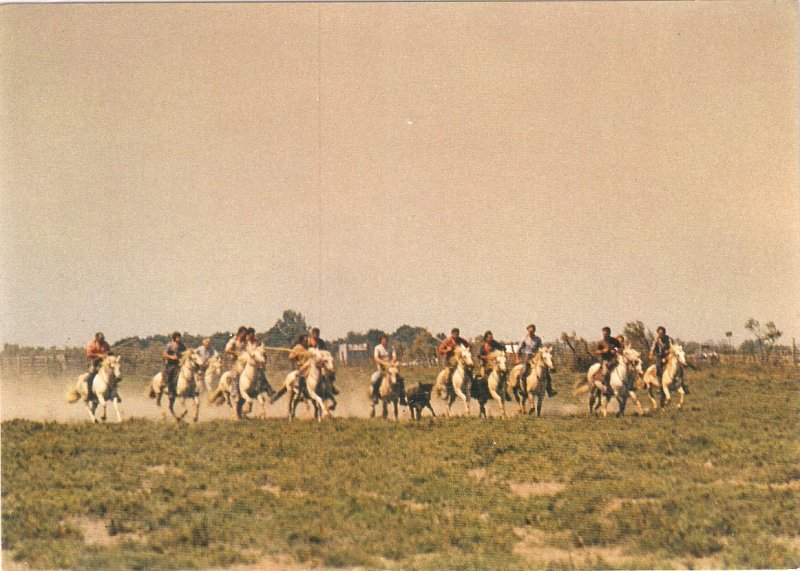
(249, 346, 267, 366)
(455, 344, 473, 367)
(207, 354, 223, 374)
(491, 350, 507, 372)
(319, 350, 336, 375)
(182, 351, 202, 369)
(539, 347, 556, 372)
(104, 355, 123, 381)
(622, 346, 644, 377)
(386, 364, 400, 386)
(672, 345, 687, 366)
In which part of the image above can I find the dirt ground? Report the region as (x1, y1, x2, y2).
(0, 370, 582, 423)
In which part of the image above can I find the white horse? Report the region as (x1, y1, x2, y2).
(642, 344, 688, 410)
(434, 344, 473, 417)
(147, 351, 203, 422)
(66, 355, 123, 423)
(207, 348, 267, 419)
(369, 363, 402, 420)
(200, 354, 223, 393)
(482, 350, 509, 418)
(273, 349, 337, 422)
(508, 347, 556, 417)
(582, 346, 644, 417)
(237, 346, 275, 419)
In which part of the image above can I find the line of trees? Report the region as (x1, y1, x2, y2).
(1, 311, 792, 368)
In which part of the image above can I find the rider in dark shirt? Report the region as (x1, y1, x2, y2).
(162, 332, 187, 399)
(594, 326, 621, 393)
(649, 326, 672, 382)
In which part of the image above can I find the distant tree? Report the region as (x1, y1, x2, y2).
(560, 331, 595, 372)
(344, 331, 367, 344)
(409, 330, 438, 365)
(265, 310, 308, 348)
(365, 329, 386, 348)
(622, 321, 654, 364)
(763, 322, 783, 363)
(739, 339, 758, 362)
(744, 318, 783, 364)
(391, 325, 428, 348)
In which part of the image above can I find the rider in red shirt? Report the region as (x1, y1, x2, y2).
(86, 332, 112, 399)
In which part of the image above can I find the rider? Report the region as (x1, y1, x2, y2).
(370, 334, 397, 403)
(194, 337, 218, 379)
(162, 332, 187, 399)
(478, 330, 505, 378)
(649, 326, 672, 383)
(648, 325, 688, 393)
(437, 328, 471, 387)
(244, 327, 271, 395)
(594, 326, 621, 394)
(288, 333, 311, 396)
(516, 324, 556, 397)
(308, 327, 339, 395)
(308, 327, 327, 351)
(225, 326, 248, 398)
(85, 332, 112, 400)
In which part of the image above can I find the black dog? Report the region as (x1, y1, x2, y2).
(406, 382, 436, 420)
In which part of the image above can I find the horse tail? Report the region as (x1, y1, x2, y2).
(572, 375, 589, 396)
(271, 385, 287, 403)
(65, 385, 81, 403)
(207, 385, 225, 406)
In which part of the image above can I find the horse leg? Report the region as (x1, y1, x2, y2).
(97, 394, 109, 422)
(112, 397, 123, 423)
(453, 386, 470, 416)
(489, 387, 506, 419)
(617, 392, 626, 417)
(156, 390, 167, 421)
(260, 395, 268, 419)
(647, 386, 658, 411)
(85, 399, 99, 423)
(536, 394, 543, 417)
(178, 397, 189, 421)
(393, 400, 400, 421)
(192, 397, 200, 423)
(629, 390, 644, 415)
(310, 392, 327, 422)
(677, 387, 685, 409)
(662, 384, 671, 409)
(168, 396, 181, 423)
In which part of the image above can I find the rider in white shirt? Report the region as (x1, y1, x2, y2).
(370, 335, 401, 404)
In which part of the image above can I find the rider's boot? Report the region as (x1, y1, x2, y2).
(546, 372, 558, 397)
(86, 371, 96, 400)
(298, 374, 308, 397)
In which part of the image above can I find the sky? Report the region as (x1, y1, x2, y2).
(1, 1, 798, 348)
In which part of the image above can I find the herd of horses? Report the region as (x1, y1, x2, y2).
(65, 343, 690, 424)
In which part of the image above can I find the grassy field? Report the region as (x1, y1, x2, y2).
(2, 364, 799, 570)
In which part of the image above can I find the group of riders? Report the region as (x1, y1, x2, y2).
(83, 322, 686, 406)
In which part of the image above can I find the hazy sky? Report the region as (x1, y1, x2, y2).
(1, 2, 798, 348)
